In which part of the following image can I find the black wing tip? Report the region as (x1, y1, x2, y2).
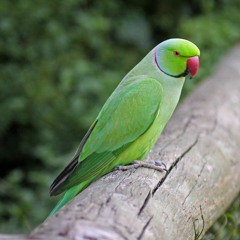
(49, 190, 58, 197)
(49, 184, 58, 196)
(49, 157, 79, 195)
(49, 169, 74, 196)
(49, 191, 55, 197)
(49, 120, 97, 197)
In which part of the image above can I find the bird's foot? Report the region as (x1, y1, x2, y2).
(115, 160, 168, 173)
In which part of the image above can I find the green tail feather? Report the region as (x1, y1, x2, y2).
(48, 178, 93, 217)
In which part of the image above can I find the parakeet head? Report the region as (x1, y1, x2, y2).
(154, 38, 200, 79)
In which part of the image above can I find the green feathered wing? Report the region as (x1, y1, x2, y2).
(49, 77, 163, 216)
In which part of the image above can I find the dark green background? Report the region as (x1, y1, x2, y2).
(0, 0, 240, 238)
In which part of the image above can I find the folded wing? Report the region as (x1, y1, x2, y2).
(50, 77, 163, 196)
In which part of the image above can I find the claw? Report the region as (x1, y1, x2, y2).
(114, 160, 168, 173)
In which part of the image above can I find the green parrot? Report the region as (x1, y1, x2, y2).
(49, 38, 200, 216)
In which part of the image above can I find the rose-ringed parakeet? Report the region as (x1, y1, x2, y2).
(49, 38, 200, 216)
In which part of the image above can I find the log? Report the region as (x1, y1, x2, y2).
(0, 235, 26, 240)
(4, 45, 240, 240)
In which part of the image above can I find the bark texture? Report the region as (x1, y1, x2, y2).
(4, 45, 240, 240)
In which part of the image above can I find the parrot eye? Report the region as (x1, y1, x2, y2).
(173, 50, 180, 57)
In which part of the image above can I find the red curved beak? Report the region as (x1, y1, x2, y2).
(187, 56, 199, 79)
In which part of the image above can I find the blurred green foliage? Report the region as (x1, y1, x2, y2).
(0, 0, 240, 235)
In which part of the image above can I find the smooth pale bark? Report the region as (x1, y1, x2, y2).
(3, 45, 240, 240)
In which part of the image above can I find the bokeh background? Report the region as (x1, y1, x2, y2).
(0, 0, 240, 238)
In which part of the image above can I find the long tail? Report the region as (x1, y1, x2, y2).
(48, 178, 93, 217)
